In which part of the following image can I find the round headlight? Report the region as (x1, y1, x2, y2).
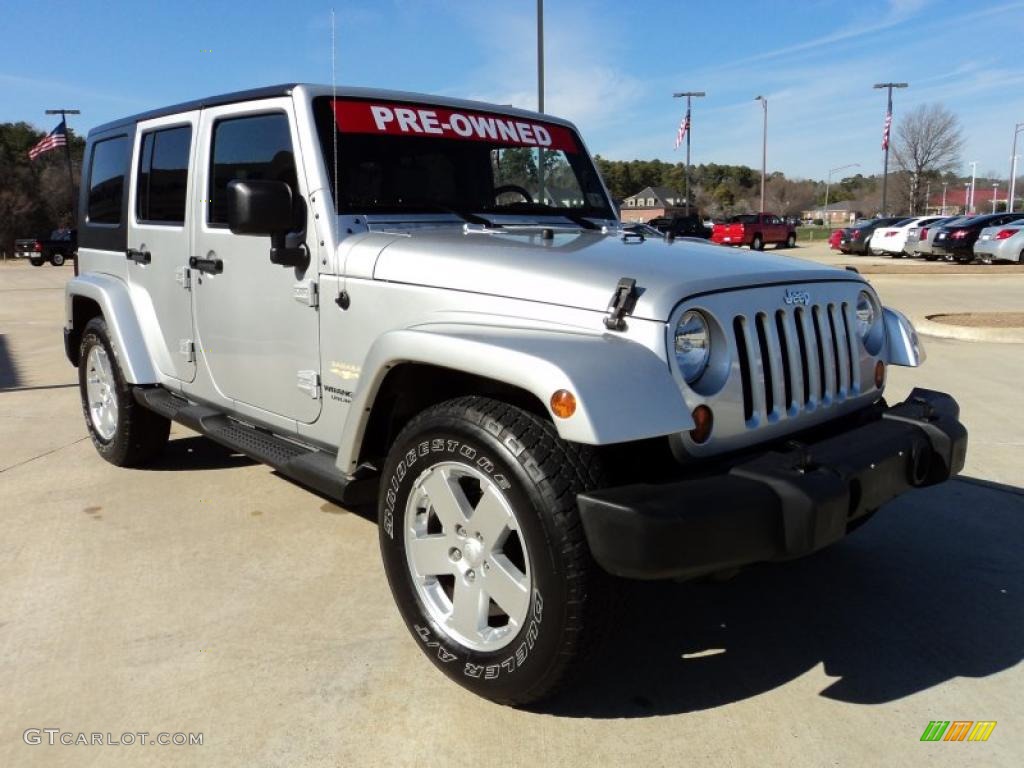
(855, 291, 878, 338)
(674, 310, 711, 383)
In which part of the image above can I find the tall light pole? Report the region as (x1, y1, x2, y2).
(992, 182, 999, 213)
(672, 91, 705, 214)
(968, 161, 977, 213)
(1012, 155, 1021, 212)
(1010, 121, 1024, 210)
(45, 108, 80, 222)
(925, 180, 931, 214)
(754, 95, 767, 213)
(536, 0, 544, 113)
(873, 82, 908, 216)
(942, 182, 948, 215)
(963, 182, 970, 214)
(824, 162, 860, 227)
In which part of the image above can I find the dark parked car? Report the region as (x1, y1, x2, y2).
(647, 215, 711, 239)
(931, 212, 1024, 263)
(14, 228, 77, 266)
(838, 217, 904, 255)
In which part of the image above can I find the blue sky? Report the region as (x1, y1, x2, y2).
(3, 0, 1022, 182)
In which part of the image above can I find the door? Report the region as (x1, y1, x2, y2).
(190, 99, 322, 424)
(127, 112, 199, 381)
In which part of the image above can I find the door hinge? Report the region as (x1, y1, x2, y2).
(175, 266, 191, 290)
(297, 370, 320, 399)
(179, 340, 195, 363)
(293, 280, 319, 308)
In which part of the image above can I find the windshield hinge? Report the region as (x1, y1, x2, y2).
(175, 266, 191, 290)
(293, 280, 319, 308)
(604, 277, 640, 332)
(297, 370, 321, 399)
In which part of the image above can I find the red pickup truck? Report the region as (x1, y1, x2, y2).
(711, 213, 796, 250)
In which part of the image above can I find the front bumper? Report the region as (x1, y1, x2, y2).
(578, 388, 967, 580)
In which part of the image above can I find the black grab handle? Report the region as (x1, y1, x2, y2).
(126, 248, 151, 264)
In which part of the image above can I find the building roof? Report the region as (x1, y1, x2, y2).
(623, 186, 680, 206)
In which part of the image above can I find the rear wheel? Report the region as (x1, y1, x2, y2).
(378, 396, 609, 705)
(751, 235, 764, 251)
(29, 257, 43, 267)
(78, 317, 170, 466)
(955, 254, 973, 264)
(50, 252, 65, 267)
(785, 233, 796, 248)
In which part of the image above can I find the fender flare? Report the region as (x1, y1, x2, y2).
(337, 325, 693, 471)
(882, 307, 926, 367)
(65, 273, 159, 384)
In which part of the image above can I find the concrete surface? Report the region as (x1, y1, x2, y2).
(1, 256, 1022, 767)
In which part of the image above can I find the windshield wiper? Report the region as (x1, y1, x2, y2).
(404, 201, 500, 229)
(560, 212, 598, 230)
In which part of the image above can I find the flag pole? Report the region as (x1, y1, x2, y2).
(45, 108, 80, 224)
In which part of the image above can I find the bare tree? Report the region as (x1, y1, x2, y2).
(892, 103, 964, 214)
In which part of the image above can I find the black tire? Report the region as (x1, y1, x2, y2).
(750, 234, 764, 251)
(29, 257, 43, 267)
(954, 255, 973, 264)
(924, 254, 938, 262)
(785, 233, 796, 248)
(78, 317, 170, 467)
(378, 396, 609, 705)
(50, 252, 66, 266)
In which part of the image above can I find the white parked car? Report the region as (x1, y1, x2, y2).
(871, 216, 941, 257)
(973, 217, 1024, 263)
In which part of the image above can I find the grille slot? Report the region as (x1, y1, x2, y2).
(735, 300, 858, 426)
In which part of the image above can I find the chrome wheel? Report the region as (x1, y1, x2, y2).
(85, 345, 118, 441)
(404, 461, 532, 652)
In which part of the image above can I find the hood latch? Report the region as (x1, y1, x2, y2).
(604, 277, 640, 331)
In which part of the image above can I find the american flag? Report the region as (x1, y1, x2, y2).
(28, 120, 67, 160)
(674, 110, 690, 150)
(881, 110, 892, 150)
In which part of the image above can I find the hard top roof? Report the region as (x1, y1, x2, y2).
(88, 83, 575, 136)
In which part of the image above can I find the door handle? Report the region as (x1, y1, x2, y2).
(126, 248, 151, 264)
(189, 256, 223, 274)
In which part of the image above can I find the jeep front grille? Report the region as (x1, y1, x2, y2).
(732, 301, 860, 426)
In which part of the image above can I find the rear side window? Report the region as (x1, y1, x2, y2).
(208, 113, 296, 225)
(87, 136, 130, 224)
(137, 125, 192, 224)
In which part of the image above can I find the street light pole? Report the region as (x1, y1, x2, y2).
(754, 95, 767, 213)
(963, 182, 970, 214)
(942, 182, 947, 215)
(45, 108, 81, 223)
(873, 82, 908, 216)
(1010, 122, 1024, 211)
(824, 162, 860, 227)
(536, 0, 544, 113)
(673, 91, 705, 214)
(992, 182, 999, 213)
(968, 161, 977, 213)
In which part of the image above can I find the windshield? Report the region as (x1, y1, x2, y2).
(313, 97, 613, 220)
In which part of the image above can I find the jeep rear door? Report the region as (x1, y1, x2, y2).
(189, 99, 322, 425)
(127, 112, 199, 382)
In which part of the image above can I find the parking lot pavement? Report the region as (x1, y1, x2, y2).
(2, 260, 1022, 767)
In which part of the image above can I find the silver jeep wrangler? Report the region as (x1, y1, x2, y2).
(65, 84, 967, 705)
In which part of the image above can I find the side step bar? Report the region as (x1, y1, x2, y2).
(134, 387, 377, 506)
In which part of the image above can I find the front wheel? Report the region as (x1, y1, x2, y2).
(78, 317, 170, 466)
(378, 396, 609, 705)
(750, 235, 764, 251)
(785, 233, 796, 248)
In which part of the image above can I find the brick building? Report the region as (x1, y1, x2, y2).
(618, 186, 691, 222)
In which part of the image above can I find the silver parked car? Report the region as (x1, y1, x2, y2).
(903, 216, 950, 257)
(973, 217, 1024, 263)
(63, 83, 967, 705)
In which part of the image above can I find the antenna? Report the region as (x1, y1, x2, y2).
(331, 7, 339, 214)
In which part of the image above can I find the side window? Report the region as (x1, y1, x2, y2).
(137, 125, 192, 224)
(87, 136, 130, 224)
(208, 113, 296, 226)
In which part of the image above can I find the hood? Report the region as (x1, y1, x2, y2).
(365, 228, 861, 321)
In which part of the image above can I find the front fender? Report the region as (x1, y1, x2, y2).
(338, 324, 692, 469)
(65, 273, 159, 383)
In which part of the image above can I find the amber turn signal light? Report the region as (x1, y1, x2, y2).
(690, 405, 713, 444)
(874, 360, 885, 389)
(550, 389, 577, 419)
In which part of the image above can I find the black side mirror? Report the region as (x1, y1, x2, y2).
(226, 180, 309, 268)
